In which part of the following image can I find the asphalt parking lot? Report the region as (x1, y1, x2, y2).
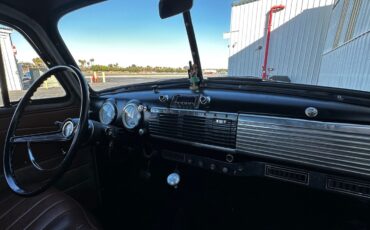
(88, 75, 184, 91)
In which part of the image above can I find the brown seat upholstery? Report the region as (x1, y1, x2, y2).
(0, 188, 100, 230)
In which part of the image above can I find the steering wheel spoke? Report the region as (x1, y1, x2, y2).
(10, 131, 72, 144)
(26, 142, 59, 172)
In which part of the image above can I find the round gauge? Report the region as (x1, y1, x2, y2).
(122, 103, 142, 129)
(99, 101, 116, 125)
(62, 121, 75, 138)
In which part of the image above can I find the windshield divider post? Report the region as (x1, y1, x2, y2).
(183, 11, 203, 81)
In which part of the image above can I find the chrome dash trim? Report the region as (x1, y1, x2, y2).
(150, 107, 238, 120)
(237, 114, 370, 176)
(151, 135, 236, 153)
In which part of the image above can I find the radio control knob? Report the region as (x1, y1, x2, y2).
(159, 95, 169, 103)
(137, 105, 144, 112)
(138, 128, 146, 136)
(226, 154, 234, 163)
(199, 96, 211, 105)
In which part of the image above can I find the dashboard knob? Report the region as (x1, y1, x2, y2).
(199, 96, 211, 105)
(226, 154, 234, 163)
(159, 95, 169, 103)
(137, 105, 144, 112)
(305, 107, 318, 118)
(105, 127, 113, 136)
(138, 128, 147, 136)
(167, 172, 180, 188)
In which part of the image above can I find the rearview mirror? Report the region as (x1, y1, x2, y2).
(159, 0, 193, 19)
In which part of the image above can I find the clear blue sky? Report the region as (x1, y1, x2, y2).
(56, 0, 234, 69)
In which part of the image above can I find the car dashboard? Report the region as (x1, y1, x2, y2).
(90, 87, 370, 200)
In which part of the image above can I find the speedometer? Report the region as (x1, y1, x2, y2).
(99, 101, 116, 125)
(122, 103, 141, 129)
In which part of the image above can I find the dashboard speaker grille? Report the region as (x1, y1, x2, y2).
(327, 177, 370, 198)
(149, 108, 237, 148)
(265, 165, 309, 184)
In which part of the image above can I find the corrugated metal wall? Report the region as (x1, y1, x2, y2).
(318, 0, 370, 91)
(227, 0, 334, 85)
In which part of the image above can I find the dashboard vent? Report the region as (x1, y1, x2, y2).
(265, 165, 309, 185)
(327, 177, 370, 198)
(149, 108, 237, 149)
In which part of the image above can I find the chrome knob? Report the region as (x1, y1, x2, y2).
(137, 105, 144, 112)
(159, 95, 169, 103)
(305, 107, 318, 118)
(226, 154, 234, 163)
(199, 95, 211, 105)
(138, 128, 146, 136)
(167, 172, 180, 188)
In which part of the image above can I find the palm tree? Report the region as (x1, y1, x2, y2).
(78, 59, 87, 69)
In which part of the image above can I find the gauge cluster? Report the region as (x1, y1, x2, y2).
(98, 99, 145, 131)
(122, 103, 142, 129)
(99, 101, 117, 125)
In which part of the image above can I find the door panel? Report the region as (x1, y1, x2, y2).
(0, 103, 99, 210)
(0, 104, 79, 170)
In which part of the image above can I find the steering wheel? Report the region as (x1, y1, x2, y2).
(3, 65, 89, 196)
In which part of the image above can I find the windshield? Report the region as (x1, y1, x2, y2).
(59, 0, 370, 92)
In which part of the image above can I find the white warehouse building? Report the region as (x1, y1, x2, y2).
(0, 27, 22, 91)
(226, 0, 370, 91)
(319, 0, 370, 91)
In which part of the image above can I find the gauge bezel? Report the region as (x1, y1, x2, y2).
(99, 101, 117, 125)
(122, 103, 142, 130)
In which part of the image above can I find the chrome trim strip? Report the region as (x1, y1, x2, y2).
(237, 114, 370, 176)
(151, 135, 236, 153)
(150, 107, 238, 120)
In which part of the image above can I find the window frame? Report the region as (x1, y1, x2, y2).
(0, 21, 71, 108)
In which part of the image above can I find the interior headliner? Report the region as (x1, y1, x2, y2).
(0, 0, 104, 24)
